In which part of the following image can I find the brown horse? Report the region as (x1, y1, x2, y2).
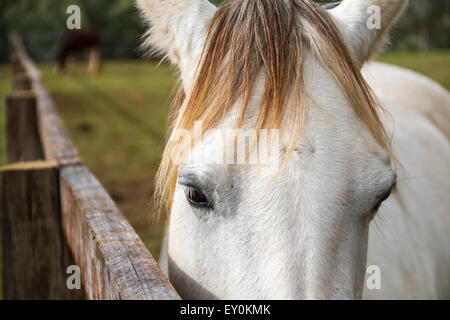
(56, 29, 102, 75)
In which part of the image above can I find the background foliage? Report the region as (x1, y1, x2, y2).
(0, 0, 449, 63)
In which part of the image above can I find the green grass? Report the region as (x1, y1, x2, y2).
(0, 51, 449, 299)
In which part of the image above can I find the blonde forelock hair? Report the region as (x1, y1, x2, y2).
(154, 0, 392, 218)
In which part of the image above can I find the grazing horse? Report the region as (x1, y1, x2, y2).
(56, 29, 102, 75)
(138, 0, 450, 299)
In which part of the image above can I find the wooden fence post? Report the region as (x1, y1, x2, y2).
(2, 87, 83, 299)
(5, 91, 44, 163)
(0, 161, 82, 299)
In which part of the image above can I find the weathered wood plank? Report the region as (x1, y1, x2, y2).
(0, 161, 83, 299)
(9, 32, 40, 80)
(10, 52, 25, 75)
(60, 165, 180, 300)
(33, 84, 83, 166)
(5, 91, 44, 163)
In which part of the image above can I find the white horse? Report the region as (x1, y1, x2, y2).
(138, 0, 450, 299)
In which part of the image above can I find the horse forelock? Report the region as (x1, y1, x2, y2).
(155, 0, 393, 217)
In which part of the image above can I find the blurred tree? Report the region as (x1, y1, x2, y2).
(394, 0, 450, 51)
(0, 0, 448, 63)
(0, 0, 145, 62)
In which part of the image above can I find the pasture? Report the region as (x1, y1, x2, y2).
(0, 51, 449, 298)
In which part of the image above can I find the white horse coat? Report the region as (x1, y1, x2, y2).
(158, 61, 450, 300)
(138, 0, 450, 299)
(363, 62, 450, 299)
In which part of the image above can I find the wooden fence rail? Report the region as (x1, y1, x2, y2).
(0, 32, 180, 300)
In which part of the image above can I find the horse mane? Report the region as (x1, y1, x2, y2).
(155, 0, 392, 217)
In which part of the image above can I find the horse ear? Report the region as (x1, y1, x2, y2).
(137, 0, 217, 83)
(329, 0, 407, 64)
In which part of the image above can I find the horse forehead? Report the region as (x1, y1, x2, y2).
(184, 56, 381, 169)
(187, 109, 373, 164)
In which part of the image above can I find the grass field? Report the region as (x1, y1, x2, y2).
(0, 51, 449, 298)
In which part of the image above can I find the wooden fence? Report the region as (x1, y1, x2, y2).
(0, 33, 180, 300)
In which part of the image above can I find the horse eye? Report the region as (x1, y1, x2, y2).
(184, 186, 211, 208)
(372, 189, 393, 213)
